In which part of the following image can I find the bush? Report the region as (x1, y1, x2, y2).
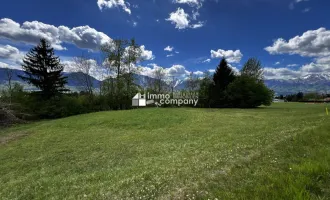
(28, 95, 100, 119)
(27, 93, 119, 119)
(227, 76, 274, 108)
(1, 86, 117, 120)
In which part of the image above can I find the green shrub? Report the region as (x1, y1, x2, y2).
(227, 76, 274, 108)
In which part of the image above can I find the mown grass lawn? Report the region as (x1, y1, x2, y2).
(1, 103, 329, 199)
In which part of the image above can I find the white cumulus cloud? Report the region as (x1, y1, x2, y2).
(97, 0, 131, 14)
(315, 56, 330, 64)
(265, 27, 330, 57)
(139, 63, 195, 80)
(210, 49, 243, 63)
(140, 45, 155, 60)
(0, 45, 19, 59)
(166, 8, 190, 29)
(0, 44, 25, 66)
(167, 64, 189, 76)
(0, 62, 8, 68)
(0, 18, 155, 61)
(263, 67, 301, 80)
(0, 18, 112, 51)
(166, 8, 204, 29)
(193, 70, 204, 75)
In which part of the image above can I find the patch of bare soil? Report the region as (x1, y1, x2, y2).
(0, 131, 30, 145)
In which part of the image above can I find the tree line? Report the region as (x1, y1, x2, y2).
(1, 38, 274, 121)
(277, 92, 330, 102)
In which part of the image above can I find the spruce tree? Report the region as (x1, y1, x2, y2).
(210, 58, 236, 107)
(213, 58, 236, 90)
(19, 39, 68, 99)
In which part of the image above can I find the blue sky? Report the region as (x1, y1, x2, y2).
(1, 0, 330, 80)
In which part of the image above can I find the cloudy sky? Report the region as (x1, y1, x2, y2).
(0, 0, 330, 80)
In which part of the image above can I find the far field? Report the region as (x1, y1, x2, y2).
(0, 103, 329, 199)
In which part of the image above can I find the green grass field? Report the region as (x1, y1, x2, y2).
(1, 103, 329, 199)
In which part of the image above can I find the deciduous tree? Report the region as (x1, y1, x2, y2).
(186, 72, 199, 92)
(227, 76, 274, 108)
(241, 58, 264, 81)
(71, 55, 95, 96)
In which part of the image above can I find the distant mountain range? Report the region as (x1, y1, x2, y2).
(0, 68, 102, 91)
(265, 74, 330, 95)
(175, 74, 330, 95)
(1, 68, 329, 95)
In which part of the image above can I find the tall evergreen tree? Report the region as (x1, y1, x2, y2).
(213, 58, 236, 90)
(210, 58, 236, 107)
(19, 39, 68, 99)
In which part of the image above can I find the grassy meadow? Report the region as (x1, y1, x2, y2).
(0, 103, 329, 199)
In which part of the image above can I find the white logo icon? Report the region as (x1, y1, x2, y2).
(132, 93, 146, 107)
